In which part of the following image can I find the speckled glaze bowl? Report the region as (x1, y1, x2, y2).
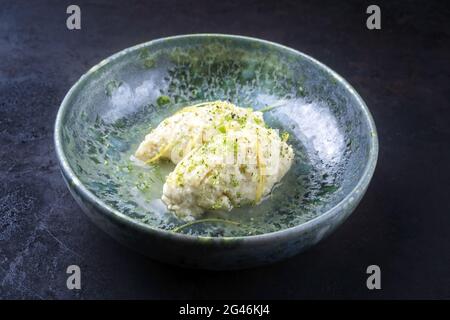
(54, 34, 378, 269)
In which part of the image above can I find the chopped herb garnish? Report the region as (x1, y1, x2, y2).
(156, 95, 171, 107)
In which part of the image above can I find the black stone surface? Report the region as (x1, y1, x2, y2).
(1, 0, 449, 299)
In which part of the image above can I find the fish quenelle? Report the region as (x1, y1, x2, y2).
(135, 101, 294, 219)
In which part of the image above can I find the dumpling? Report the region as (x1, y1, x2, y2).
(161, 125, 294, 218)
(135, 100, 294, 219)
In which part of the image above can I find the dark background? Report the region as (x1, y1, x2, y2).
(0, 0, 449, 299)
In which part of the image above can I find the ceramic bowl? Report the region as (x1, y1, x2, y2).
(54, 34, 378, 269)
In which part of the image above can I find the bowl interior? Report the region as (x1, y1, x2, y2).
(59, 35, 375, 237)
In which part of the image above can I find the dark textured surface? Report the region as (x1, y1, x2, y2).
(1, 0, 449, 299)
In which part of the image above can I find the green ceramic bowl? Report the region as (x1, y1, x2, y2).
(54, 34, 378, 269)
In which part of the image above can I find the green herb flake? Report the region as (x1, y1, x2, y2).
(237, 115, 247, 127)
(211, 200, 223, 210)
(156, 95, 171, 107)
(233, 140, 238, 159)
(230, 175, 239, 187)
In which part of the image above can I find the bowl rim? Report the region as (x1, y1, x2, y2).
(54, 33, 378, 244)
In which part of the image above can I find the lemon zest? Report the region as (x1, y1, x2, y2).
(255, 128, 265, 203)
(145, 142, 174, 163)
